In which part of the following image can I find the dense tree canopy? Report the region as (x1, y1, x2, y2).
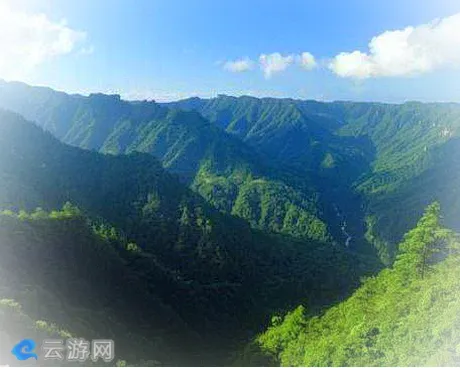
(0, 110, 376, 365)
(251, 204, 460, 366)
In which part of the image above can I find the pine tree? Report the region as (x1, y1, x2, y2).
(395, 202, 449, 278)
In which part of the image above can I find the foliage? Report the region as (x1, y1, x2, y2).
(2, 82, 460, 366)
(0, 111, 375, 365)
(253, 204, 460, 366)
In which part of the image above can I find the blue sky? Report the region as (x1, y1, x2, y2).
(2, 0, 460, 102)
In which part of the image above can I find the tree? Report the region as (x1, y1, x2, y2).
(62, 202, 82, 217)
(395, 202, 449, 278)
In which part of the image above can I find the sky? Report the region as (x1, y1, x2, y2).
(1, 0, 460, 102)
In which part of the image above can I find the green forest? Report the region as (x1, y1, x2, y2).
(251, 203, 460, 366)
(0, 80, 459, 366)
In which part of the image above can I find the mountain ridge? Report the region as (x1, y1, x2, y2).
(0, 109, 377, 365)
(2, 80, 460, 263)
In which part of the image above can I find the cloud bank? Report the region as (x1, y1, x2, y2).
(330, 12, 460, 78)
(0, 3, 87, 80)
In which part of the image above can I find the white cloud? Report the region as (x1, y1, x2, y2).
(330, 12, 460, 79)
(223, 57, 254, 72)
(0, 3, 87, 80)
(297, 51, 317, 70)
(226, 52, 317, 78)
(259, 52, 294, 79)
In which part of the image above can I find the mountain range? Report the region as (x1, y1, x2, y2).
(0, 80, 459, 366)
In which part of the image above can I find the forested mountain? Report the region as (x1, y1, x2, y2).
(7, 80, 456, 263)
(0, 110, 375, 365)
(332, 102, 460, 262)
(0, 81, 331, 245)
(249, 203, 460, 366)
(166, 95, 374, 254)
(167, 95, 460, 263)
(0, 206, 195, 366)
(1, 80, 460, 366)
(2, 80, 459, 262)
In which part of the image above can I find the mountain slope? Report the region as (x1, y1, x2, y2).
(0, 207, 195, 366)
(0, 81, 331, 244)
(169, 95, 460, 263)
(0, 110, 376, 365)
(249, 203, 460, 366)
(332, 102, 460, 261)
(165, 95, 376, 253)
(4, 81, 460, 263)
(165, 95, 371, 181)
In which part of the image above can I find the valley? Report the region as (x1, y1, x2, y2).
(0, 80, 460, 366)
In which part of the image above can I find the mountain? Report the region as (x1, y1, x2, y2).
(3, 80, 460, 263)
(1, 80, 460, 366)
(167, 95, 460, 263)
(0, 110, 376, 365)
(331, 102, 460, 262)
(164, 95, 368, 179)
(0, 206, 195, 366)
(165, 95, 374, 253)
(0, 81, 332, 246)
(248, 203, 460, 366)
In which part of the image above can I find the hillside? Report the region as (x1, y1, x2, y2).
(0, 83, 459, 366)
(0, 207, 195, 366)
(0, 81, 331, 245)
(166, 95, 374, 253)
(1, 1, 459, 367)
(168, 95, 460, 263)
(333, 102, 460, 262)
(0, 110, 376, 365)
(249, 203, 460, 366)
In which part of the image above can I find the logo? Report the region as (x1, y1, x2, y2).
(11, 339, 38, 361)
(10, 338, 115, 363)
